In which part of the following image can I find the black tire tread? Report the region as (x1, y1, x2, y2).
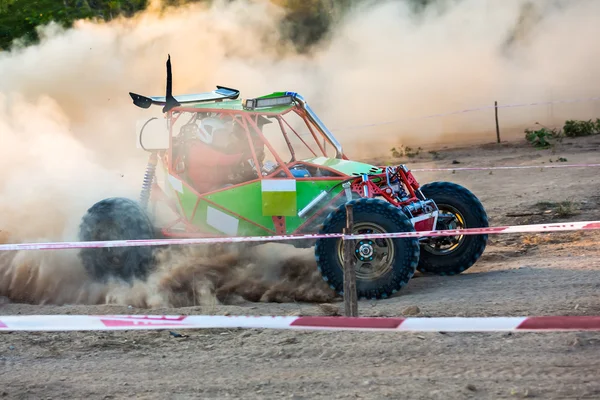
(78, 197, 156, 282)
(315, 198, 420, 300)
(417, 182, 488, 276)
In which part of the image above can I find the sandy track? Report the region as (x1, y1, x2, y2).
(1, 136, 600, 399)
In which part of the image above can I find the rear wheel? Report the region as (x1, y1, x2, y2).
(417, 182, 488, 276)
(78, 197, 156, 282)
(315, 198, 420, 300)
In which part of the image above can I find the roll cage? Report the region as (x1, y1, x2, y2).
(130, 56, 427, 240)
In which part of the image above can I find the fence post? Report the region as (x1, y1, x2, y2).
(495, 101, 501, 143)
(343, 204, 358, 317)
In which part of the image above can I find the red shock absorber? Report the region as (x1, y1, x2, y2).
(405, 169, 420, 190)
(397, 166, 419, 199)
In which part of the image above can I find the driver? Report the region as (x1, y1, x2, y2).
(229, 115, 277, 174)
(184, 117, 245, 193)
(179, 114, 275, 193)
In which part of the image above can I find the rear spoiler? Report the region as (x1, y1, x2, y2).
(129, 86, 240, 109)
(128, 55, 240, 112)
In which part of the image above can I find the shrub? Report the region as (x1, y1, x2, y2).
(390, 145, 423, 159)
(524, 127, 560, 149)
(524, 117, 600, 148)
(563, 119, 600, 137)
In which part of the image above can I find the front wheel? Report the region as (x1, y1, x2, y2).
(417, 182, 488, 276)
(78, 197, 157, 283)
(315, 198, 420, 300)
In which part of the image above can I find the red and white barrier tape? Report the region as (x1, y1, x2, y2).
(331, 95, 600, 132)
(1, 314, 600, 332)
(412, 163, 600, 172)
(0, 221, 598, 251)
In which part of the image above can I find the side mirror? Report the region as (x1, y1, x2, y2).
(136, 117, 169, 150)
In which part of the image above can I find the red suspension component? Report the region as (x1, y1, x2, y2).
(403, 169, 420, 190)
(350, 165, 422, 208)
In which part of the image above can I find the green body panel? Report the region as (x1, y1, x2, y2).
(256, 92, 288, 99)
(190, 96, 294, 114)
(202, 182, 276, 234)
(176, 184, 200, 220)
(284, 180, 345, 233)
(262, 191, 297, 217)
(199, 179, 345, 234)
(160, 174, 346, 235)
(301, 157, 382, 175)
(160, 164, 186, 217)
(192, 199, 272, 237)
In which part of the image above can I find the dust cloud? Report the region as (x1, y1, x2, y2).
(0, 0, 598, 307)
(321, 0, 600, 150)
(0, 241, 335, 307)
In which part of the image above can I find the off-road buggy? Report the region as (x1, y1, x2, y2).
(78, 56, 488, 300)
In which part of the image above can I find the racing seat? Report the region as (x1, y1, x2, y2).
(183, 139, 244, 194)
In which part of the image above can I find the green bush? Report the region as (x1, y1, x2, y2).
(0, 0, 148, 50)
(525, 118, 600, 148)
(390, 145, 422, 159)
(524, 127, 560, 149)
(563, 119, 600, 137)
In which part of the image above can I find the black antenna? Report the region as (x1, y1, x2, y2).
(162, 54, 181, 113)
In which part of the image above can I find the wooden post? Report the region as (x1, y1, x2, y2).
(495, 101, 501, 143)
(343, 204, 358, 317)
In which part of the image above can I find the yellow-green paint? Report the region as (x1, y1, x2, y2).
(262, 191, 297, 216)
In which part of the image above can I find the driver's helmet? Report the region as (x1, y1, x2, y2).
(196, 117, 235, 150)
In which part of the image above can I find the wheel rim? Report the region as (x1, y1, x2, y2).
(336, 222, 395, 281)
(422, 204, 466, 255)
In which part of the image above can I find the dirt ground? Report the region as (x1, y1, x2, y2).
(1, 135, 600, 400)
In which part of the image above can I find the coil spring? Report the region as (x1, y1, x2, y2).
(139, 156, 157, 210)
(387, 167, 409, 199)
(396, 183, 409, 199)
